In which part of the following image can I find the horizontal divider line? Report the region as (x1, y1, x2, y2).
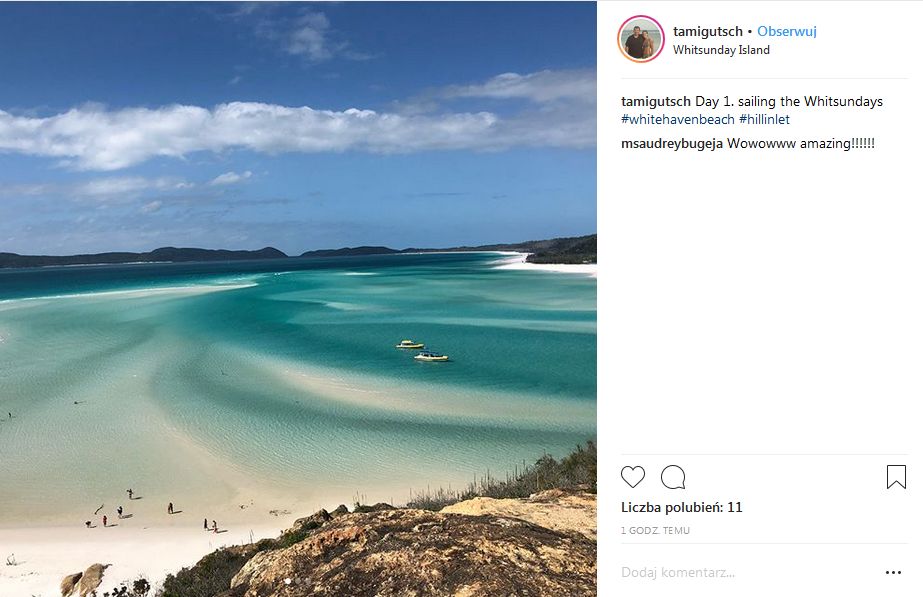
(620, 542, 909, 545)
(620, 453, 909, 457)
(619, 77, 909, 80)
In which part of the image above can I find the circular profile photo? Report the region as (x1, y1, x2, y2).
(619, 15, 664, 63)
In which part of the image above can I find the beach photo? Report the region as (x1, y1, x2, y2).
(0, 3, 596, 595)
(620, 15, 664, 62)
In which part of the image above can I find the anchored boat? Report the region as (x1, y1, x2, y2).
(414, 351, 449, 362)
(395, 339, 425, 349)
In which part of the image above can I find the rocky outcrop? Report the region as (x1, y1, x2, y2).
(59, 564, 109, 597)
(162, 493, 597, 597)
(229, 506, 596, 597)
(61, 564, 109, 597)
(441, 488, 597, 540)
(290, 509, 332, 531)
(60, 572, 82, 597)
(80, 563, 109, 597)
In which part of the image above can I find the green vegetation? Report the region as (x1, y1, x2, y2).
(274, 517, 324, 549)
(158, 547, 255, 597)
(405, 233, 597, 264)
(406, 440, 597, 511)
(0, 247, 287, 268)
(525, 234, 596, 264)
(156, 513, 335, 596)
(300, 245, 399, 257)
(102, 577, 151, 597)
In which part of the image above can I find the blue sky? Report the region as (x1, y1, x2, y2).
(0, 2, 596, 255)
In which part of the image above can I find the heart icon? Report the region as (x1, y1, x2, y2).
(621, 465, 645, 488)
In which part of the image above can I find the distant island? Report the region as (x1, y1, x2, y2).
(0, 247, 288, 269)
(302, 234, 596, 264)
(411, 233, 597, 265)
(0, 234, 596, 269)
(299, 246, 400, 258)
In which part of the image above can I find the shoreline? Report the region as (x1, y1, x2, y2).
(0, 521, 285, 596)
(0, 250, 596, 594)
(493, 252, 598, 277)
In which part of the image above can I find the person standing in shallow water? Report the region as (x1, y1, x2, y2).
(102, 515, 107, 527)
(203, 518, 208, 531)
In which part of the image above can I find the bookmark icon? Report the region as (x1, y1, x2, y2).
(886, 465, 907, 489)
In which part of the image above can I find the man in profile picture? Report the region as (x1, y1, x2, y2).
(625, 25, 645, 59)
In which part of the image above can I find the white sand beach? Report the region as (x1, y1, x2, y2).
(0, 434, 351, 596)
(493, 252, 598, 277)
(0, 522, 283, 596)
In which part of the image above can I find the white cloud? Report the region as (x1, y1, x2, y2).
(0, 70, 595, 171)
(241, 6, 365, 64)
(229, 75, 243, 85)
(285, 12, 332, 61)
(209, 170, 252, 186)
(0, 176, 193, 200)
(443, 69, 596, 103)
(75, 176, 191, 197)
(141, 200, 162, 213)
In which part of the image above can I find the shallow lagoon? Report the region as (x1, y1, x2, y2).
(0, 253, 596, 524)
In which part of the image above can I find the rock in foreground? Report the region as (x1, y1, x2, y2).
(228, 507, 596, 597)
(59, 563, 109, 597)
(59, 572, 82, 597)
(442, 488, 597, 540)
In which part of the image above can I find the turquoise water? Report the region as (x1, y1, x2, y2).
(0, 253, 595, 522)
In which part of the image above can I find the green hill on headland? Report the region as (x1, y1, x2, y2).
(314, 233, 598, 264)
(0, 246, 287, 268)
(0, 234, 596, 268)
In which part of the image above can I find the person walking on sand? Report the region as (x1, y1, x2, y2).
(203, 518, 208, 531)
(127, 488, 133, 500)
(168, 502, 174, 515)
(211, 520, 217, 533)
(85, 521, 91, 528)
(117, 505, 123, 518)
(102, 515, 108, 527)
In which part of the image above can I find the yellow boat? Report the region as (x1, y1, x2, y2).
(414, 351, 449, 362)
(395, 339, 425, 349)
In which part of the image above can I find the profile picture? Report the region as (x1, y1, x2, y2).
(619, 15, 664, 62)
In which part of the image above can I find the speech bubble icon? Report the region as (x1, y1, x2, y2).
(661, 465, 686, 489)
